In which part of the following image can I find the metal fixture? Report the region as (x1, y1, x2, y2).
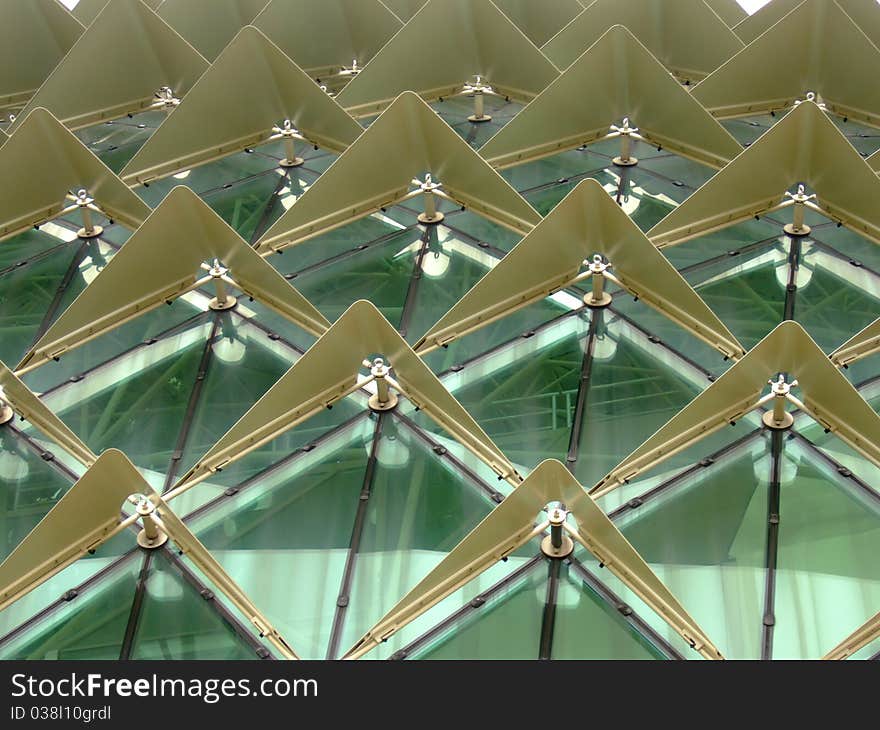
(783, 184, 817, 237)
(365, 357, 399, 412)
(610, 117, 639, 166)
(416, 174, 444, 224)
(463, 75, 493, 123)
(762, 374, 797, 430)
(129, 494, 169, 550)
(270, 119, 305, 168)
(207, 259, 238, 311)
(541, 507, 574, 558)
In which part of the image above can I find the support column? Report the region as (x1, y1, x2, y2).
(131, 495, 169, 550)
(417, 174, 444, 225)
(367, 357, 399, 412)
(272, 119, 305, 168)
(207, 259, 237, 311)
(611, 117, 639, 167)
(74, 189, 104, 239)
(464, 75, 493, 123)
(583, 255, 613, 308)
(762, 375, 797, 431)
(783, 185, 816, 237)
(541, 507, 573, 559)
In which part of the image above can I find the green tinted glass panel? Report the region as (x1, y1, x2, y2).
(132, 551, 258, 660)
(552, 564, 665, 660)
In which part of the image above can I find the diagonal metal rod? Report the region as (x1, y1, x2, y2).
(325, 413, 385, 659)
(565, 311, 598, 470)
(28, 241, 89, 348)
(538, 558, 561, 659)
(397, 226, 431, 338)
(761, 429, 784, 660)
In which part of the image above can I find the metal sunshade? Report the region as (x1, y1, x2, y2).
(120, 25, 363, 185)
(480, 24, 743, 170)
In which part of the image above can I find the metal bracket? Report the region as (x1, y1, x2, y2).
(793, 90, 827, 112)
(583, 254, 613, 308)
(762, 374, 798, 431)
(206, 259, 238, 311)
(463, 75, 493, 123)
(339, 59, 361, 78)
(609, 117, 640, 167)
(270, 119, 305, 168)
(540, 507, 573, 558)
(365, 357, 399, 412)
(129, 494, 169, 550)
(65, 189, 104, 239)
(783, 184, 817, 237)
(152, 86, 181, 113)
(416, 173, 445, 225)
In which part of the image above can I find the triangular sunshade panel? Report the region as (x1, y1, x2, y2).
(173, 300, 521, 492)
(120, 26, 363, 185)
(0, 0, 84, 112)
(733, 0, 880, 46)
(480, 25, 743, 170)
(0, 359, 96, 468)
(9, 0, 209, 132)
(831, 317, 880, 367)
(541, 0, 744, 82)
(17, 186, 330, 373)
(345, 459, 723, 660)
(705, 0, 748, 26)
(156, 0, 268, 60)
(648, 102, 880, 248)
(591, 321, 880, 499)
(252, 0, 402, 80)
(0, 107, 151, 241)
(256, 92, 541, 254)
(493, 0, 585, 47)
(334, 0, 560, 117)
(380, 0, 428, 22)
(415, 180, 744, 360)
(692, 0, 880, 126)
(73, 0, 162, 25)
(0, 449, 298, 658)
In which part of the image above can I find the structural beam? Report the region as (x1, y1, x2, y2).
(648, 102, 880, 249)
(256, 92, 540, 254)
(171, 300, 521, 496)
(415, 179, 744, 361)
(480, 25, 743, 170)
(831, 317, 880, 368)
(591, 321, 880, 499)
(121, 26, 362, 185)
(542, 0, 744, 82)
(9, 0, 208, 132)
(345, 459, 723, 660)
(0, 107, 151, 242)
(16, 186, 330, 374)
(824, 611, 880, 659)
(335, 0, 560, 117)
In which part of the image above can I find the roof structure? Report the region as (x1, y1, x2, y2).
(479, 25, 743, 170)
(154, 0, 268, 60)
(0, 0, 84, 113)
(0, 107, 151, 241)
(541, 0, 744, 82)
(8, 0, 209, 132)
(416, 180, 744, 360)
(334, 0, 560, 117)
(120, 26, 363, 185)
(692, 0, 880, 127)
(648, 101, 880, 249)
(17, 186, 330, 374)
(733, 0, 880, 45)
(256, 92, 541, 254)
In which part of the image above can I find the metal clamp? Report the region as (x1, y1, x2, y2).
(153, 86, 180, 112)
(541, 507, 573, 558)
(129, 494, 169, 550)
(207, 258, 238, 311)
(365, 357, 399, 412)
(463, 75, 493, 123)
(609, 117, 640, 167)
(583, 254, 613, 308)
(339, 59, 361, 78)
(416, 174, 445, 225)
(794, 90, 827, 111)
(70, 189, 104, 239)
(762, 374, 798, 430)
(783, 184, 817, 237)
(270, 119, 305, 168)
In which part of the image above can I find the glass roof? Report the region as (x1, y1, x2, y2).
(2, 0, 880, 661)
